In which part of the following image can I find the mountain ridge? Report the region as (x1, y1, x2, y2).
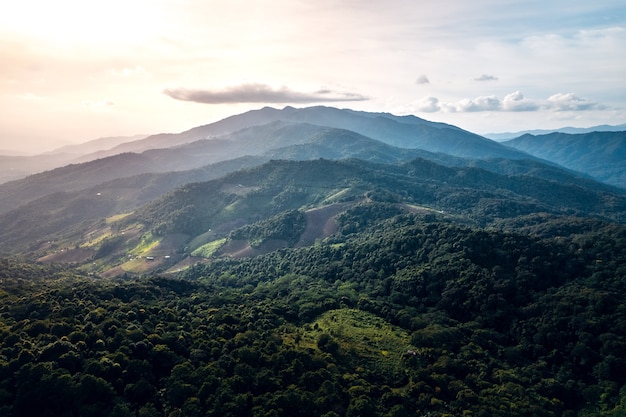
(504, 131, 626, 188)
(0, 107, 537, 214)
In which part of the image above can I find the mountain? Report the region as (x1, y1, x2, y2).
(0, 153, 79, 185)
(503, 131, 626, 188)
(71, 105, 531, 162)
(0, 113, 534, 214)
(47, 134, 148, 155)
(4, 107, 626, 416)
(485, 122, 626, 141)
(2, 157, 624, 263)
(0, 135, 148, 185)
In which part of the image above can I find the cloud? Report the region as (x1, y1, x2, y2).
(451, 95, 500, 112)
(547, 92, 605, 111)
(414, 96, 440, 112)
(415, 75, 430, 85)
(414, 91, 604, 113)
(163, 83, 368, 104)
(502, 91, 539, 111)
(474, 74, 498, 81)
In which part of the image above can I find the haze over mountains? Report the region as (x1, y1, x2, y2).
(0, 105, 625, 271)
(485, 123, 626, 141)
(2, 106, 624, 187)
(504, 131, 626, 188)
(0, 106, 532, 212)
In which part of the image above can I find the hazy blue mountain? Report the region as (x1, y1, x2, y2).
(0, 116, 534, 213)
(72, 106, 532, 161)
(0, 153, 78, 185)
(69, 106, 296, 161)
(0, 135, 149, 185)
(268, 106, 530, 159)
(48, 134, 148, 155)
(485, 123, 626, 141)
(0, 153, 161, 213)
(503, 131, 626, 188)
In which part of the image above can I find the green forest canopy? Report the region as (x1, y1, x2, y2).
(2, 211, 626, 416)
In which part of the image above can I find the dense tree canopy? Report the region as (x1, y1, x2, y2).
(2, 211, 626, 416)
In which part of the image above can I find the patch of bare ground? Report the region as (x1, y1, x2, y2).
(166, 256, 209, 273)
(100, 266, 126, 278)
(295, 203, 352, 247)
(37, 248, 95, 263)
(147, 233, 189, 257)
(217, 239, 289, 259)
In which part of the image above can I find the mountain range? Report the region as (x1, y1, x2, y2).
(503, 131, 626, 188)
(0, 105, 624, 269)
(2, 106, 626, 416)
(0, 106, 538, 213)
(484, 122, 626, 141)
(0, 106, 530, 187)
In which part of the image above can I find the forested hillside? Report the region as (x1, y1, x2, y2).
(504, 131, 626, 188)
(1, 211, 626, 416)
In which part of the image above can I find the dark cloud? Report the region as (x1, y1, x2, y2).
(163, 83, 368, 104)
(474, 74, 498, 81)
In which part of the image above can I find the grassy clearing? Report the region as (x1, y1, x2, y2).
(119, 257, 160, 274)
(105, 212, 132, 225)
(191, 238, 227, 258)
(129, 233, 160, 257)
(81, 230, 114, 248)
(298, 308, 413, 376)
(322, 188, 352, 204)
(188, 230, 216, 251)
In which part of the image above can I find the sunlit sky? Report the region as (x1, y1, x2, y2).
(1, 0, 625, 153)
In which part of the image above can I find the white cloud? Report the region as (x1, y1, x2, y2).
(502, 91, 540, 111)
(451, 95, 500, 112)
(546, 92, 605, 111)
(414, 96, 440, 112)
(415, 91, 604, 114)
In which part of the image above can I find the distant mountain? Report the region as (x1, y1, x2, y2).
(0, 113, 535, 214)
(72, 105, 532, 162)
(0, 135, 148, 185)
(0, 153, 78, 185)
(0, 153, 162, 213)
(256, 106, 529, 159)
(47, 134, 148, 155)
(485, 123, 626, 141)
(503, 131, 626, 188)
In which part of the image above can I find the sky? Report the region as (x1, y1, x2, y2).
(1, 0, 625, 153)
